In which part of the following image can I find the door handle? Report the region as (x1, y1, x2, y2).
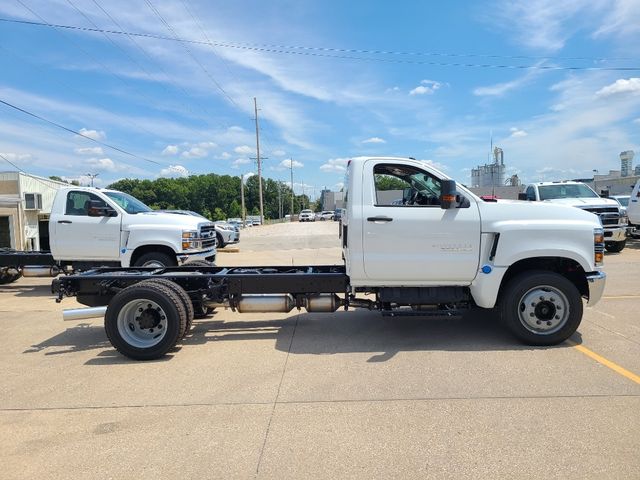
(367, 216, 393, 222)
(57, 220, 72, 224)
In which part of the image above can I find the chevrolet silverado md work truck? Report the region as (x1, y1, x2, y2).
(0, 186, 216, 284)
(53, 157, 606, 360)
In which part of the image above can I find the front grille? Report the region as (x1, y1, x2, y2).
(199, 224, 217, 249)
(579, 207, 621, 226)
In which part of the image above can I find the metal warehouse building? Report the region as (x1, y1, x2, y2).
(0, 172, 67, 251)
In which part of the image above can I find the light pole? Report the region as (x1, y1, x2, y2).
(86, 173, 98, 187)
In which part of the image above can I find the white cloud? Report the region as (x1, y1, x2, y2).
(333, 182, 345, 190)
(181, 147, 208, 159)
(162, 145, 179, 156)
(362, 137, 386, 144)
(0, 152, 32, 164)
(232, 158, 250, 168)
(234, 145, 253, 155)
(242, 172, 255, 181)
(272, 149, 287, 157)
(510, 127, 528, 138)
(86, 157, 121, 172)
(220, 152, 231, 159)
(595, 78, 640, 98)
(409, 80, 443, 96)
(159, 165, 189, 178)
(279, 159, 304, 169)
(75, 147, 104, 155)
(473, 67, 544, 97)
(320, 158, 349, 173)
(634, 118, 640, 124)
(77, 128, 105, 141)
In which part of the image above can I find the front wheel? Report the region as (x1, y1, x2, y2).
(498, 271, 583, 346)
(133, 251, 177, 268)
(605, 240, 626, 253)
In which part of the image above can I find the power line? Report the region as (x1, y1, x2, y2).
(0, 98, 166, 167)
(2, 17, 639, 71)
(143, 0, 241, 108)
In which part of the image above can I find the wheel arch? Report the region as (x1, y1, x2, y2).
(130, 244, 177, 266)
(499, 257, 588, 300)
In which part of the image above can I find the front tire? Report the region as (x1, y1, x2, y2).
(216, 232, 226, 249)
(498, 271, 583, 346)
(133, 251, 177, 268)
(605, 240, 626, 253)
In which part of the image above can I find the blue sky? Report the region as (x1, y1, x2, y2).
(0, 0, 639, 195)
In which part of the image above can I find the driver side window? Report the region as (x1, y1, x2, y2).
(373, 164, 441, 207)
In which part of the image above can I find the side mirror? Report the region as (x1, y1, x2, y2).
(88, 200, 117, 217)
(600, 189, 609, 198)
(440, 180, 457, 209)
(518, 193, 528, 201)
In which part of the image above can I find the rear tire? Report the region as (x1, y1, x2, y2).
(498, 270, 583, 346)
(605, 240, 626, 253)
(105, 282, 187, 360)
(0, 268, 22, 285)
(133, 251, 177, 268)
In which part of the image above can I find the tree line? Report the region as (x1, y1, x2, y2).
(106, 174, 314, 221)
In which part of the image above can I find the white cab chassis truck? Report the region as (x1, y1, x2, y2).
(0, 187, 216, 283)
(54, 157, 606, 360)
(521, 181, 628, 252)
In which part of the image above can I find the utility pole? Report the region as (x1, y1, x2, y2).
(86, 173, 98, 187)
(240, 174, 246, 225)
(289, 159, 294, 220)
(253, 97, 264, 225)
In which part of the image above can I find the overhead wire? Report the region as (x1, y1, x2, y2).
(1, 17, 639, 71)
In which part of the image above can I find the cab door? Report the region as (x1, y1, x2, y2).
(361, 159, 481, 284)
(50, 190, 121, 260)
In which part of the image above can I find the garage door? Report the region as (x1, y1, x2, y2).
(0, 217, 11, 248)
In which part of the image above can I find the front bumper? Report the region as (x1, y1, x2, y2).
(177, 248, 216, 265)
(604, 226, 627, 242)
(586, 271, 606, 306)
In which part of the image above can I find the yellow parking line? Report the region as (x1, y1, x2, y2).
(567, 340, 640, 385)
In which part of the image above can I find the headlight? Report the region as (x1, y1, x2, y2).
(594, 228, 604, 267)
(182, 230, 200, 250)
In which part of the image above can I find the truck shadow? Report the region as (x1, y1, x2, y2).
(0, 282, 54, 298)
(22, 309, 581, 364)
(185, 309, 580, 362)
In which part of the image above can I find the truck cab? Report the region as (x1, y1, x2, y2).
(521, 181, 628, 252)
(49, 187, 216, 267)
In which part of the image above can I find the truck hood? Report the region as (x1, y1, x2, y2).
(540, 197, 619, 209)
(478, 200, 601, 227)
(124, 212, 213, 229)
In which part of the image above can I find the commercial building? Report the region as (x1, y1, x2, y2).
(320, 189, 344, 211)
(471, 147, 506, 188)
(620, 150, 635, 177)
(0, 172, 67, 250)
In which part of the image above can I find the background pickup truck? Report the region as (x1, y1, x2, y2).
(0, 187, 216, 283)
(520, 181, 628, 252)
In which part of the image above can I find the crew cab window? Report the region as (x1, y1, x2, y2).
(65, 191, 107, 216)
(373, 164, 441, 207)
(526, 186, 536, 201)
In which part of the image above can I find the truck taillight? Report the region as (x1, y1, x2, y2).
(594, 228, 604, 266)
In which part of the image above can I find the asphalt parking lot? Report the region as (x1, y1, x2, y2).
(1, 221, 639, 479)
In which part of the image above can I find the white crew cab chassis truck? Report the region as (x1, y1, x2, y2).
(53, 157, 606, 360)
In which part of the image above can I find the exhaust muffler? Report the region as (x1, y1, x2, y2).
(22, 266, 60, 278)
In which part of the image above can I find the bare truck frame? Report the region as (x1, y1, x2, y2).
(52, 264, 471, 360)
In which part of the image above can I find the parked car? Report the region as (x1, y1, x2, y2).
(332, 208, 344, 221)
(299, 209, 315, 222)
(610, 195, 630, 215)
(159, 210, 239, 248)
(319, 210, 334, 220)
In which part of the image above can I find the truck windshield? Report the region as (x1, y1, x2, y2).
(104, 191, 152, 214)
(538, 184, 599, 200)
